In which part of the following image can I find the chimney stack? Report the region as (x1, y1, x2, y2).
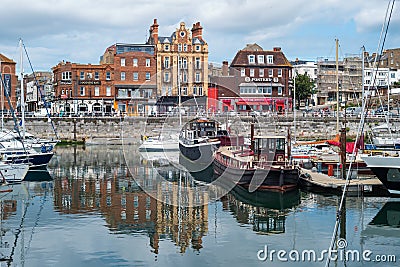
(222, 61, 229, 76)
(191, 22, 203, 39)
(149, 18, 159, 44)
(273, 47, 281, 52)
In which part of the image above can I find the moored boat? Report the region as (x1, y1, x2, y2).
(361, 151, 400, 195)
(179, 117, 228, 164)
(213, 134, 299, 192)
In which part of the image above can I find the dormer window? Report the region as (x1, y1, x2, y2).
(267, 55, 274, 64)
(248, 55, 255, 64)
(165, 44, 170, 51)
(258, 55, 264, 64)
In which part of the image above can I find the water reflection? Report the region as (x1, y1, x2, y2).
(50, 145, 209, 254)
(362, 201, 400, 238)
(221, 188, 300, 235)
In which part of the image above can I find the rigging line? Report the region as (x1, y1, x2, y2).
(22, 42, 59, 140)
(325, 1, 396, 267)
(7, 196, 30, 267)
(24, 193, 48, 257)
(360, 0, 395, 142)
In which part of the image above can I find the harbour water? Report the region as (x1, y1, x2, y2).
(0, 145, 398, 266)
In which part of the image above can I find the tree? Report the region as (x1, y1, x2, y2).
(294, 73, 315, 109)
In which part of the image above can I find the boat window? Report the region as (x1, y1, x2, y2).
(276, 138, 285, 150)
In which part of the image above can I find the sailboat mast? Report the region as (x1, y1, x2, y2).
(178, 53, 182, 126)
(20, 39, 25, 139)
(336, 38, 339, 133)
(0, 58, 3, 131)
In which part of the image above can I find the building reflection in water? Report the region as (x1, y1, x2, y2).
(220, 185, 301, 235)
(50, 145, 208, 254)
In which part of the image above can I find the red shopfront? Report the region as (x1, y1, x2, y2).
(235, 98, 292, 113)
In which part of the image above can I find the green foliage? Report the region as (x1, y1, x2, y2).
(294, 74, 315, 108)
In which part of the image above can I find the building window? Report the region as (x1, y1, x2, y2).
(182, 58, 187, 69)
(258, 55, 264, 64)
(133, 72, 138, 81)
(178, 44, 182, 52)
(183, 44, 188, 52)
(106, 72, 111, 80)
(278, 87, 282, 95)
(164, 57, 170, 69)
(269, 69, 273, 77)
(198, 86, 203, 96)
(61, 89, 64, 95)
(106, 86, 111, 96)
(267, 55, 274, 64)
(80, 87, 85, 96)
(278, 69, 282, 77)
(168, 87, 172, 95)
(133, 58, 138, 67)
(250, 69, 255, 77)
(259, 69, 264, 77)
(80, 71, 85, 80)
(182, 71, 187, 83)
(248, 55, 255, 64)
(118, 89, 128, 98)
(164, 72, 170, 82)
(181, 86, 187, 96)
(267, 87, 272, 95)
(61, 71, 72, 80)
(193, 86, 197, 95)
(195, 72, 201, 82)
(94, 72, 99, 80)
(195, 57, 201, 69)
(146, 72, 151, 81)
(241, 68, 246, 77)
(165, 44, 170, 51)
(145, 58, 151, 67)
(121, 72, 125, 81)
(94, 87, 100, 96)
(195, 45, 200, 51)
(121, 58, 125, 66)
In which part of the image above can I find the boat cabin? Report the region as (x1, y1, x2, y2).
(181, 118, 219, 142)
(253, 136, 286, 165)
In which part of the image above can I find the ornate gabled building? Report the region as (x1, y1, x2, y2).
(214, 44, 293, 114)
(148, 19, 209, 114)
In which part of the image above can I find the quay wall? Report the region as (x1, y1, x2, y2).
(2, 116, 395, 143)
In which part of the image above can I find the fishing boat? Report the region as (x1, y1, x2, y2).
(213, 132, 299, 192)
(361, 151, 400, 195)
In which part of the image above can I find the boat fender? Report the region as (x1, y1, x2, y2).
(47, 145, 53, 152)
(277, 155, 284, 162)
(143, 135, 148, 141)
(41, 144, 46, 153)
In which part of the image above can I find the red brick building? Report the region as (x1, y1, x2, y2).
(212, 44, 293, 114)
(101, 44, 157, 116)
(52, 61, 114, 115)
(0, 54, 18, 111)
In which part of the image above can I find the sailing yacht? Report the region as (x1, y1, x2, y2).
(0, 39, 55, 169)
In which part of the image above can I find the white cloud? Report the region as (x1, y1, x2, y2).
(0, 0, 398, 70)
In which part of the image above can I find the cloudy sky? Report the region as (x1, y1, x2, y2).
(1, 0, 399, 72)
